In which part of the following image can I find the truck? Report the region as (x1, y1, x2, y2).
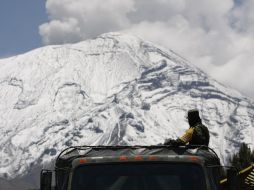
(40, 145, 239, 190)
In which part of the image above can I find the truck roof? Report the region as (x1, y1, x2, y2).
(55, 145, 220, 169)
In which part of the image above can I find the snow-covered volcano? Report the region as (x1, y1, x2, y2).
(0, 33, 254, 187)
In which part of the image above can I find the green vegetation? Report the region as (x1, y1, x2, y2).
(230, 143, 254, 170)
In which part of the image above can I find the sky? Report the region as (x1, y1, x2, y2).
(0, 0, 47, 57)
(1, 0, 254, 99)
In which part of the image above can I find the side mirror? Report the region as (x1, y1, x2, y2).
(227, 168, 239, 190)
(40, 170, 52, 190)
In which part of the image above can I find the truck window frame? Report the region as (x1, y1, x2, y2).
(68, 161, 208, 190)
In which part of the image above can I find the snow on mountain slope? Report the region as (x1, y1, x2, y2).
(0, 33, 254, 181)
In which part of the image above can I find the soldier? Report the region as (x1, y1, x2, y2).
(164, 109, 210, 146)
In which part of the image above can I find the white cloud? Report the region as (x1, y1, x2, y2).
(39, 18, 81, 44)
(40, 0, 134, 44)
(39, 0, 254, 99)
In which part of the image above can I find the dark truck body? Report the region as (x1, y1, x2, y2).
(45, 145, 221, 190)
(220, 164, 254, 190)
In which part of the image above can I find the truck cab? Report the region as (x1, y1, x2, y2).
(41, 145, 225, 190)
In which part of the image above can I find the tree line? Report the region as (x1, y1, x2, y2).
(230, 142, 254, 170)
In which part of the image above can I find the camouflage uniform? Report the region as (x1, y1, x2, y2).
(178, 122, 209, 146)
(164, 109, 210, 146)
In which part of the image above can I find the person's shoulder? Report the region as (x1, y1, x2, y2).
(197, 122, 206, 126)
(194, 123, 207, 129)
(198, 123, 209, 132)
(193, 122, 202, 127)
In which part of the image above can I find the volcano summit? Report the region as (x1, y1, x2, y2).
(0, 33, 253, 189)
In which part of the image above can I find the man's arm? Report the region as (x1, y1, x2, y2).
(164, 128, 194, 145)
(178, 127, 194, 143)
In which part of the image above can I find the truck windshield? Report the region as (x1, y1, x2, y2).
(71, 163, 206, 190)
